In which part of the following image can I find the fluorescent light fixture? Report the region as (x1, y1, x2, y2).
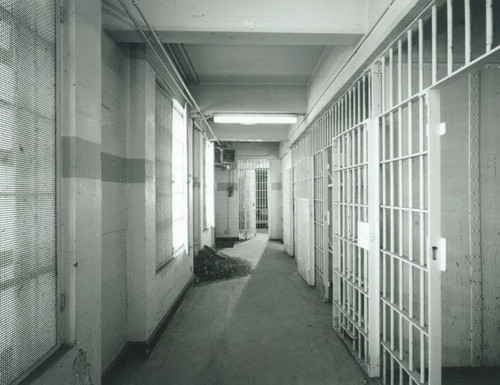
(213, 113, 297, 125)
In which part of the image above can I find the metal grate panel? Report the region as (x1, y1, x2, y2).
(0, 1, 57, 383)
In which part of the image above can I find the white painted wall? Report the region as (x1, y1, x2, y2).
(479, 67, 500, 366)
(429, 68, 500, 367)
(127, 46, 194, 343)
(101, 32, 129, 371)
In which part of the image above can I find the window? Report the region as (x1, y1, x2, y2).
(0, 1, 57, 383)
(155, 86, 173, 268)
(204, 140, 214, 228)
(171, 101, 188, 254)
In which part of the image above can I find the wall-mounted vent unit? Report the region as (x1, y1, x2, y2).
(221, 148, 236, 163)
(215, 147, 236, 165)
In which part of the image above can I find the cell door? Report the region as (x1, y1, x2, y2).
(313, 151, 325, 297)
(332, 120, 370, 370)
(255, 168, 268, 229)
(282, 168, 293, 256)
(239, 169, 256, 240)
(379, 91, 442, 385)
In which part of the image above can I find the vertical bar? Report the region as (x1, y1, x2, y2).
(398, 40, 402, 103)
(368, 117, 381, 377)
(465, 0, 471, 65)
(408, 29, 413, 98)
(389, 48, 394, 108)
(382, 57, 386, 112)
(323, 150, 329, 301)
(362, 76, 366, 120)
(418, 97, 424, 267)
(418, 19, 424, 91)
(358, 81, 362, 124)
(431, 5, 437, 84)
(427, 89, 442, 385)
(486, 0, 493, 52)
(447, 0, 454, 75)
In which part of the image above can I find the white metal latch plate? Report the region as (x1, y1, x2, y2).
(357, 221, 369, 250)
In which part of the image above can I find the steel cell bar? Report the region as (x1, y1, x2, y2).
(333, 268, 368, 293)
(418, 19, 424, 91)
(333, 120, 368, 141)
(447, 0, 454, 75)
(381, 342, 426, 385)
(381, 249, 427, 271)
(432, 6, 437, 84)
(465, 0, 471, 64)
(381, 205, 427, 214)
(378, 93, 424, 119)
(332, 162, 369, 172)
(382, 296, 429, 336)
(486, 0, 493, 52)
(335, 302, 368, 337)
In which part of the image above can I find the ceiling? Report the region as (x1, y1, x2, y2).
(103, 0, 368, 141)
(182, 44, 327, 85)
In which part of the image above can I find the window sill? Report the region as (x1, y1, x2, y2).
(155, 257, 174, 274)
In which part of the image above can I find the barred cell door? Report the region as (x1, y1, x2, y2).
(255, 168, 268, 229)
(378, 90, 443, 385)
(332, 119, 370, 370)
(238, 169, 256, 240)
(313, 151, 325, 297)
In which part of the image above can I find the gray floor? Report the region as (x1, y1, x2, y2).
(107, 234, 375, 385)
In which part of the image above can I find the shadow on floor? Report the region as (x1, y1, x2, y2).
(106, 236, 376, 385)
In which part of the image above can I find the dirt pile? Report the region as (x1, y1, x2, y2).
(194, 246, 252, 282)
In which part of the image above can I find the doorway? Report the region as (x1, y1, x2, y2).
(238, 158, 270, 240)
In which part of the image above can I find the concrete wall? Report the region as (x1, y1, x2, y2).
(126, 46, 194, 342)
(30, 12, 200, 384)
(440, 68, 500, 367)
(215, 142, 282, 240)
(479, 66, 500, 366)
(101, 32, 129, 371)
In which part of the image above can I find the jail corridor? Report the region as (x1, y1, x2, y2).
(2, 1, 500, 385)
(105, 234, 376, 385)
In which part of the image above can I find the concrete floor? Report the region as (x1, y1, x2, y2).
(107, 234, 375, 385)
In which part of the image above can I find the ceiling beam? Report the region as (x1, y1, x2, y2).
(211, 123, 290, 142)
(189, 84, 307, 115)
(104, 0, 367, 45)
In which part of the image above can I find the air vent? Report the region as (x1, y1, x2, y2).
(221, 148, 236, 163)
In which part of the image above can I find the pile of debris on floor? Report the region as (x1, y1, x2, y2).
(194, 246, 252, 282)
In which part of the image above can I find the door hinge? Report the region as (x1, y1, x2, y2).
(59, 5, 64, 23)
(60, 293, 66, 311)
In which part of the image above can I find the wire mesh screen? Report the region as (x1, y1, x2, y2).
(0, 1, 57, 383)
